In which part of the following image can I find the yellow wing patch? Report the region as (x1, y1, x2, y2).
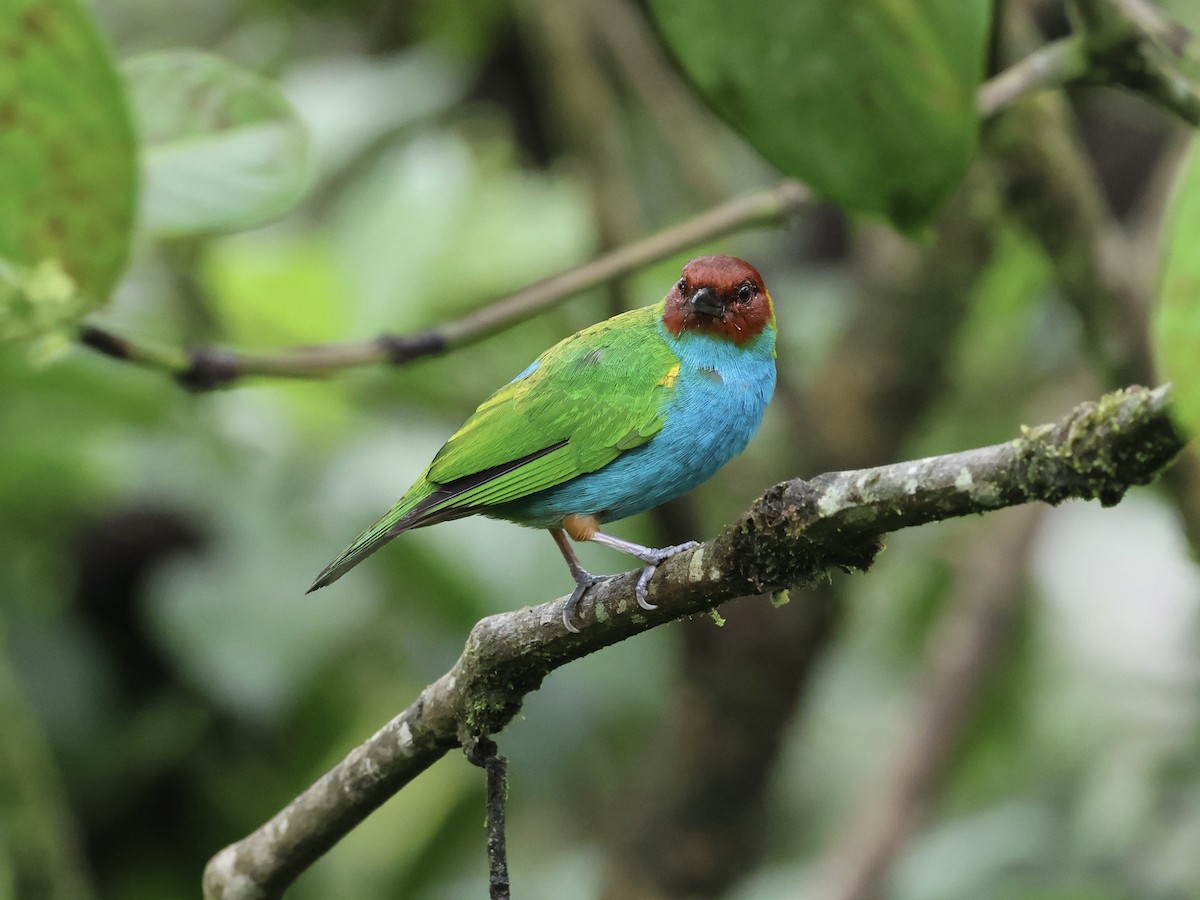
(658, 363, 681, 388)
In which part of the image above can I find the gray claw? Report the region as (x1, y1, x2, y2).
(562, 572, 605, 633)
(636, 565, 659, 610)
(634, 541, 701, 611)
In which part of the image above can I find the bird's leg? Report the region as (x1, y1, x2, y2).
(549, 528, 604, 633)
(587, 531, 700, 611)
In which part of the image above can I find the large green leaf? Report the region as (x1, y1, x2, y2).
(1155, 138, 1200, 438)
(648, 0, 991, 229)
(0, 0, 137, 338)
(123, 50, 312, 236)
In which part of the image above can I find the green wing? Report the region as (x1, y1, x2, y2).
(427, 307, 678, 500)
(308, 304, 679, 590)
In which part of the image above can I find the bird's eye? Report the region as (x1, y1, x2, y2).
(677, 278, 687, 291)
(737, 283, 755, 303)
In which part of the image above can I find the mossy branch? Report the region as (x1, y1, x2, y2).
(202, 384, 1183, 900)
(1072, 0, 1200, 125)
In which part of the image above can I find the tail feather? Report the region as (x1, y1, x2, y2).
(307, 441, 570, 593)
(307, 483, 437, 592)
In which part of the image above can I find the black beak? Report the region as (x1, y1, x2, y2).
(689, 286, 724, 317)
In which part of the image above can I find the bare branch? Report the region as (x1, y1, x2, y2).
(977, 35, 1090, 117)
(202, 384, 1183, 900)
(1072, 0, 1200, 126)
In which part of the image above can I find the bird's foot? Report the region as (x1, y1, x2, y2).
(562, 569, 606, 634)
(633, 541, 700, 610)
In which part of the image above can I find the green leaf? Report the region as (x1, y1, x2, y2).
(647, 0, 991, 229)
(0, 0, 137, 321)
(1155, 138, 1200, 438)
(122, 50, 312, 236)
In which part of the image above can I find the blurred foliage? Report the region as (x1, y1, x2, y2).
(123, 50, 311, 236)
(0, 0, 1199, 899)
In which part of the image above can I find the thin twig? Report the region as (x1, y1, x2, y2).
(202, 384, 1183, 900)
(976, 35, 1089, 116)
(465, 739, 511, 900)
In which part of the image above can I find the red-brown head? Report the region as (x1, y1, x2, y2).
(661, 255, 774, 345)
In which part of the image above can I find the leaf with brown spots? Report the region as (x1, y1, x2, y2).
(0, 0, 136, 340)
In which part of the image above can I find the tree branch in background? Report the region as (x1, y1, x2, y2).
(818, 505, 1042, 900)
(976, 35, 1089, 116)
(202, 384, 1182, 900)
(1072, 0, 1200, 126)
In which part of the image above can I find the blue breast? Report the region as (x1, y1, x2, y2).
(501, 320, 776, 527)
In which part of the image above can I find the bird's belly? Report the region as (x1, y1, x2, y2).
(498, 360, 774, 527)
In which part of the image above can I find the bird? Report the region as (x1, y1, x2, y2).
(308, 254, 777, 632)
